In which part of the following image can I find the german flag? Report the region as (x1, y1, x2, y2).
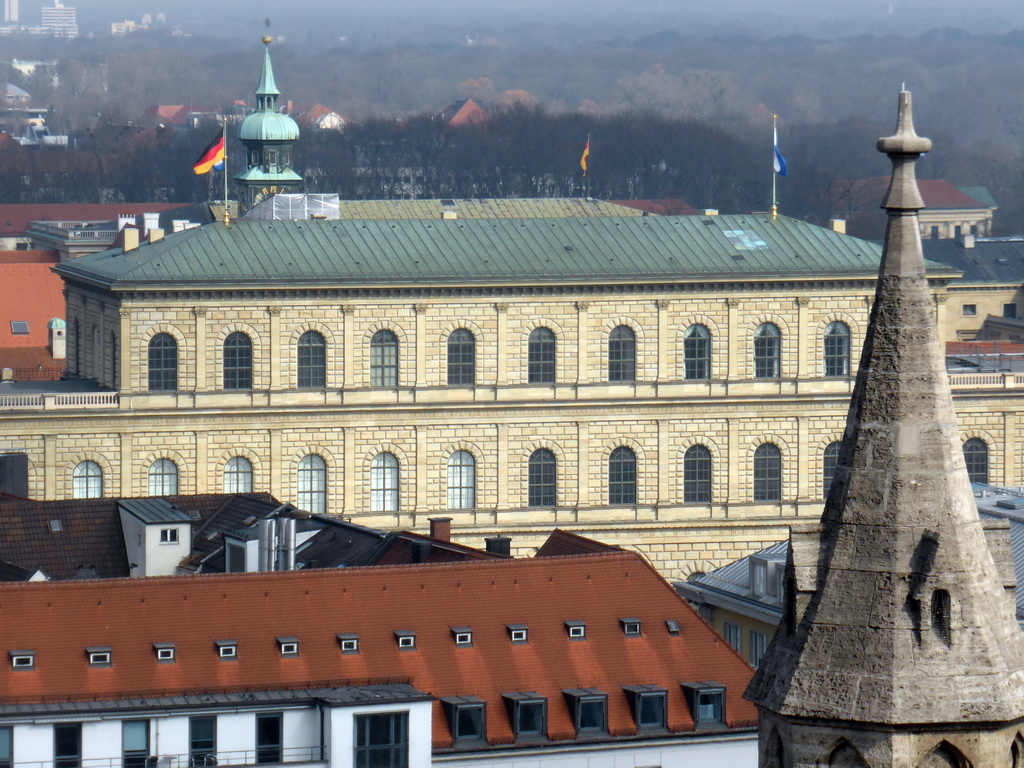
(192, 129, 225, 175)
(580, 138, 590, 176)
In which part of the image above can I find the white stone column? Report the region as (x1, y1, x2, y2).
(656, 299, 670, 383)
(414, 304, 428, 387)
(576, 421, 590, 507)
(657, 418, 670, 506)
(725, 298, 739, 381)
(341, 306, 354, 389)
(496, 424, 508, 510)
(118, 308, 131, 392)
(193, 307, 207, 392)
(495, 303, 508, 386)
(575, 301, 590, 385)
(120, 433, 133, 496)
(267, 307, 281, 390)
(795, 297, 809, 381)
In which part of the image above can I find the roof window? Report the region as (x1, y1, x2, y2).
(86, 646, 111, 667)
(623, 685, 668, 730)
(153, 643, 175, 663)
(9, 650, 34, 670)
(395, 631, 416, 650)
(564, 620, 586, 640)
(507, 624, 528, 644)
(562, 688, 608, 736)
(451, 627, 473, 647)
(215, 640, 237, 660)
(681, 682, 726, 727)
(620, 618, 642, 637)
(337, 633, 359, 654)
(501, 692, 547, 741)
(277, 637, 299, 657)
(47, 519, 62, 533)
(10, 321, 28, 335)
(665, 619, 681, 636)
(441, 696, 486, 743)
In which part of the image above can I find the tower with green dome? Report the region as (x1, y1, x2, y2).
(236, 37, 302, 212)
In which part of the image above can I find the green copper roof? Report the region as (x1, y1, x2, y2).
(256, 42, 279, 97)
(234, 166, 303, 183)
(328, 198, 646, 219)
(237, 111, 300, 142)
(54, 213, 958, 290)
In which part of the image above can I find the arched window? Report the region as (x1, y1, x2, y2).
(931, 589, 952, 646)
(72, 460, 103, 499)
(447, 329, 476, 386)
(823, 321, 851, 377)
(683, 325, 711, 380)
(528, 449, 557, 508)
(609, 446, 637, 505)
(1010, 733, 1024, 768)
(223, 332, 253, 390)
(919, 742, 968, 768)
(371, 452, 399, 512)
(683, 445, 712, 503)
(827, 740, 869, 768)
(753, 443, 782, 502)
(148, 333, 178, 392)
(224, 456, 254, 494)
(447, 450, 476, 510)
(370, 330, 398, 387)
(753, 323, 781, 379)
(297, 330, 326, 389)
(823, 441, 842, 498)
(528, 327, 556, 384)
(608, 325, 636, 382)
(962, 438, 989, 485)
(297, 454, 327, 515)
(148, 458, 178, 496)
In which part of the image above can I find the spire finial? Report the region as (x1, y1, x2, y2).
(877, 89, 931, 212)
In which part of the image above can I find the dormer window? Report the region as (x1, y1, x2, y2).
(153, 643, 175, 663)
(681, 682, 725, 726)
(86, 647, 111, 666)
(395, 631, 416, 650)
(623, 685, 667, 730)
(502, 692, 547, 740)
(565, 621, 586, 640)
(507, 624, 528, 644)
(620, 618, 642, 637)
(215, 640, 237, 660)
(452, 627, 473, 647)
(441, 696, 486, 743)
(562, 689, 608, 736)
(277, 637, 299, 657)
(159, 528, 179, 544)
(337, 633, 359, 654)
(750, 559, 767, 596)
(9, 650, 34, 670)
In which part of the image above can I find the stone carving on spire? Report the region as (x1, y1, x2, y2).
(745, 90, 1024, 767)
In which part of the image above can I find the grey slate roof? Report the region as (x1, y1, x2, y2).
(55, 213, 946, 290)
(117, 498, 193, 525)
(923, 237, 1024, 283)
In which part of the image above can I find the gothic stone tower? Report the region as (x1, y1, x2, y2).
(745, 91, 1024, 768)
(235, 37, 303, 212)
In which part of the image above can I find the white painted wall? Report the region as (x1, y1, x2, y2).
(117, 509, 190, 577)
(326, 700, 433, 768)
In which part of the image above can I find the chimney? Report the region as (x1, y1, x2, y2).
(429, 517, 452, 542)
(257, 519, 276, 572)
(484, 535, 512, 557)
(117, 212, 134, 230)
(411, 539, 432, 564)
(121, 226, 139, 252)
(277, 517, 296, 571)
(702, 208, 719, 216)
(142, 212, 159, 237)
(962, 233, 975, 249)
(148, 228, 164, 243)
(48, 318, 66, 359)
(830, 218, 847, 234)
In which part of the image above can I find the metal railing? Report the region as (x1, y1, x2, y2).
(10, 745, 326, 768)
(948, 372, 1024, 389)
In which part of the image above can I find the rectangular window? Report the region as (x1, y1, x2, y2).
(9, 321, 28, 335)
(508, 626, 528, 644)
(10, 651, 34, 669)
(87, 647, 111, 666)
(189, 716, 216, 765)
(954, 225, 962, 238)
(354, 712, 408, 768)
(154, 643, 175, 662)
(54, 723, 81, 768)
(623, 685, 668, 730)
(749, 630, 768, 668)
(159, 528, 178, 544)
(338, 634, 359, 653)
(502, 692, 546, 739)
(226, 542, 246, 573)
(962, 304, 977, 317)
(563, 690, 607, 735)
(123, 720, 149, 768)
(723, 621, 742, 653)
(565, 621, 586, 640)
(0, 727, 11, 768)
(1005, 304, 1018, 319)
(930, 226, 939, 239)
(681, 683, 726, 726)
(256, 713, 282, 764)
(442, 697, 485, 743)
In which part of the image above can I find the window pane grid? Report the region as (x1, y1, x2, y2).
(447, 329, 476, 385)
(528, 449, 557, 507)
(72, 461, 103, 499)
(682, 445, 711, 503)
(223, 332, 253, 390)
(753, 324, 780, 379)
(823, 442, 842, 498)
(297, 331, 326, 389)
(683, 325, 710, 380)
(528, 328, 556, 383)
(447, 451, 476, 510)
(224, 456, 254, 494)
(753, 444, 781, 502)
(608, 326, 636, 382)
(298, 454, 327, 515)
(963, 438, 989, 485)
(148, 459, 178, 496)
(824, 322, 851, 377)
(371, 453, 399, 512)
(371, 330, 399, 387)
(148, 333, 177, 392)
(609, 447, 637, 505)
(355, 713, 408, 768)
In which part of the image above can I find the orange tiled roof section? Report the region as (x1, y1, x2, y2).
(0, 551, 756, 744)
(0, 251, 63, 348)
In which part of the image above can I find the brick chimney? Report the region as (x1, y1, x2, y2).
(428, 517, 452, 542)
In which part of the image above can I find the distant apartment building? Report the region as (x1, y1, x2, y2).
(4, 0, 16, 23)
(40, 0, 76, 38)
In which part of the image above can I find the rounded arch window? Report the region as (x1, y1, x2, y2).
(682, 445, 712, 503)
(371, 452, 400, 512)
(753, 323, 781, 379)
(297, 330, 326, 389)
(447, 450, 476, 510)
(148, 458, 179, 496)
(608, 325, 636, 382)
(223, 332, 253, 390)
(224, 456, 254, 494)
(683, 324, 711, 380)
(370, 330, 399, 387)
(609, 446, 637, 505)
(72, 460, 103, 499)
(528, 327, 556, 384)
(753, 443, 782, 502)
(962, 438, 989, 485)
(297, 454, 327, 515)
(824, 321, 851, 378)
(447, 329, 476, 386)
(528, 449, 557, 508)
(823, 441, 842, 498)
(148, 333, 178, 392)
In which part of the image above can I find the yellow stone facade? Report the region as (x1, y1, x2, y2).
(6, 270, 1023, 580)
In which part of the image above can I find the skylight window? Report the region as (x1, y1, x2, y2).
(10, 321, 28, 335)
(620, 618, 642, 637)
(395, 631, 416, 650)
(277, 637, 299, 657)
(86, 647, 111, 666)
(153, 643, 175, 662)
(9, 650, 34, 670)
(215, 640, 237, 660)
(452, 627, 473, 646)
(337, 633, 359, 654)
(565, 621, 586, 640)
(507, 624, 528, 644)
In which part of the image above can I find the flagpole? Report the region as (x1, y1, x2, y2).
(222, 120, 230, 227)
(771, 115, 778, 221)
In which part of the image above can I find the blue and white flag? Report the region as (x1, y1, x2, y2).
(773, 125, 788, 176)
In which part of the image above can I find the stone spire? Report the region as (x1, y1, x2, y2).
(745, 91, 1024, 766)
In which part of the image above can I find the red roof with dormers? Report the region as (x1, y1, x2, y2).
(0, 250, 63, 350)
(0, 552, 756, 746)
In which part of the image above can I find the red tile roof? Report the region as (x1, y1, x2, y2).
(842, 178, 991, 211)
(441, 98, 488, 127)
(0, 251, 63, 349)
(536, 528, 624, 557)
(0, 346, 62, 376)
(0, 203, 185, 236)
(0, 552, 757, 744)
